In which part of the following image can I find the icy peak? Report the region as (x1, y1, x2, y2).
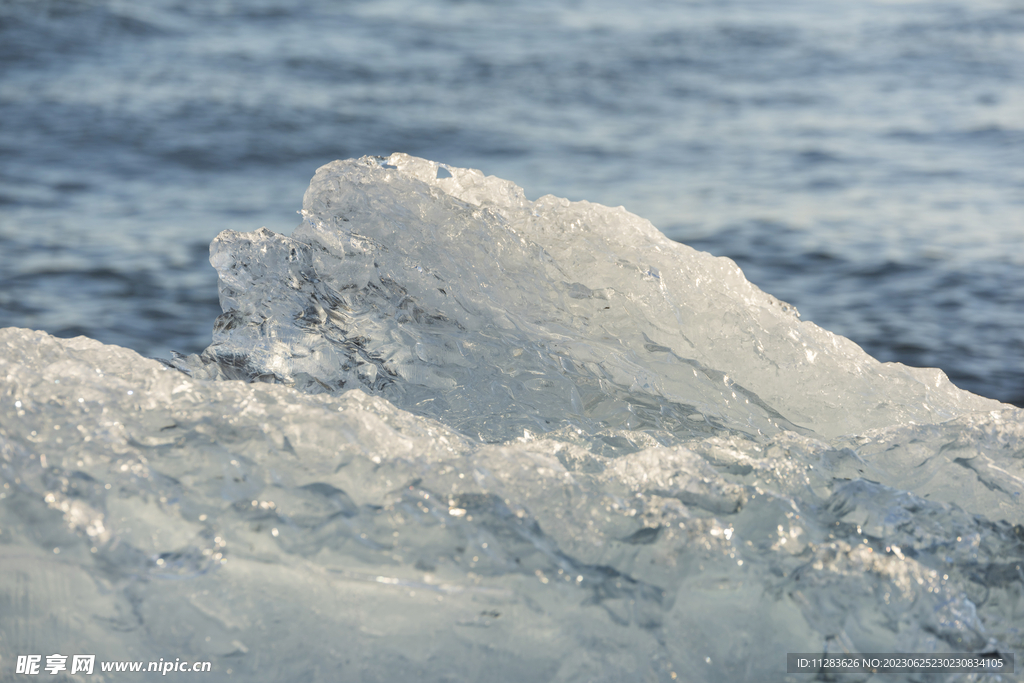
(174, 154, 995, 442)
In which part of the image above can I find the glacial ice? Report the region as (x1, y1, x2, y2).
(1, 154, 1022, 682)
(175, 154, 998, 443)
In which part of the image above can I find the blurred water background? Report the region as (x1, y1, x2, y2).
(1, 0, 1021, 406)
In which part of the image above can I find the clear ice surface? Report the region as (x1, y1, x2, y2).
(1, 154, 1022, 682)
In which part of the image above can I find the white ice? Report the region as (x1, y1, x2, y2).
(1, 155, 1022, 682)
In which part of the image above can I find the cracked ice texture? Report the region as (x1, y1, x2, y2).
(2, 155, 1023, 682)
(178, 153, 997, 443)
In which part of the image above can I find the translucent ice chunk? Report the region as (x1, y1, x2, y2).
(176, 154, 997, 443)
(2, 156, 1020, 682)
(2, 328, 1021, 682)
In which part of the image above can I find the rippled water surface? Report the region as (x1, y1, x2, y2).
(1, 0, 1022, 403)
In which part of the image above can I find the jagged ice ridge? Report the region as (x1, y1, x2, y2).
(1, 154, 1022, 682)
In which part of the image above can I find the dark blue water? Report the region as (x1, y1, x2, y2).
(1, 0, 1022, 405)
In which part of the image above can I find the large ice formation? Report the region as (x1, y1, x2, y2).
(1, 155, 1022, 682)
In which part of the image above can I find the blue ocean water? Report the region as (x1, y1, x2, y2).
(1, 0, 1022, 404)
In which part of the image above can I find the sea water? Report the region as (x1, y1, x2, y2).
(0, 0, 1022, 404)
(1, 155, 1022, 682)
